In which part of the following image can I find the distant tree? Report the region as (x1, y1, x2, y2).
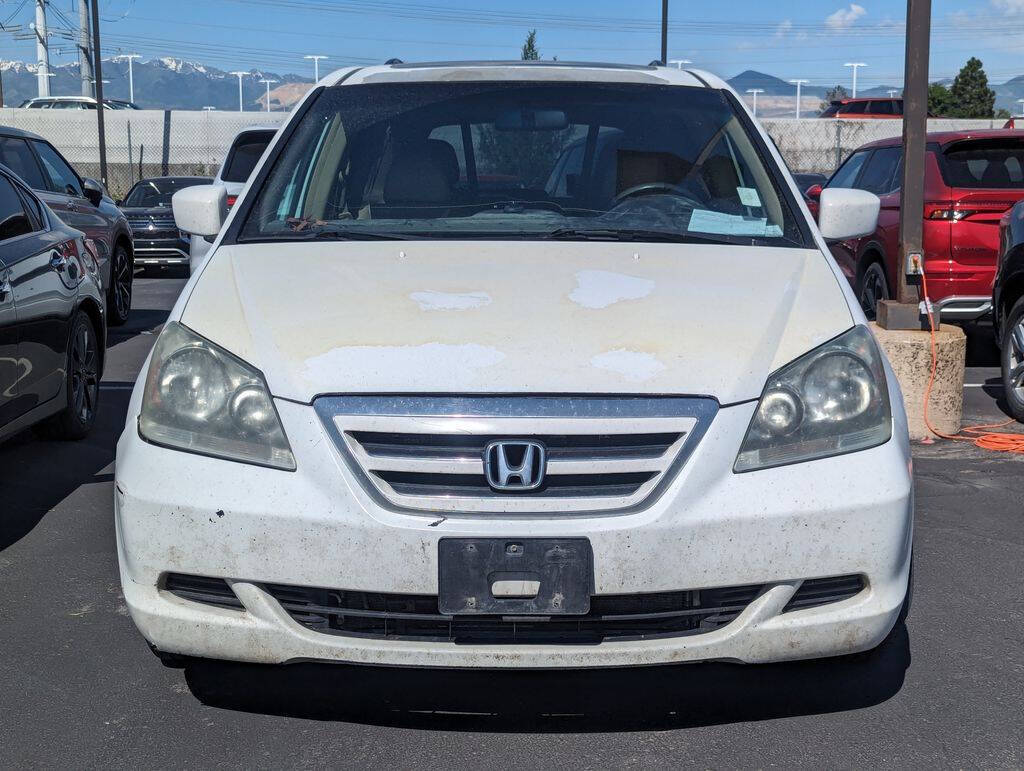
(928, 82, 954, 116)
(947, 57, 996, 118)
(996, 107, 1012, 119)
(521, 30, 540, 61)
(820, 85, 849, 112)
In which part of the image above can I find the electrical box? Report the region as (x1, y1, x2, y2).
(905, 251, 924, 276)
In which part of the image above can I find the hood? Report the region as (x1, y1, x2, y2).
(121, 206, 175, 218)
(180, 241, 853, 404)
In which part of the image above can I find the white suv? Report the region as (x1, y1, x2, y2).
(116, 62, 913, 670)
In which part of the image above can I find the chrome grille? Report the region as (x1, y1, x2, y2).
(314, 396, 717, 515)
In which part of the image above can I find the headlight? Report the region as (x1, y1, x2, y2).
(138, 322, 296, 470)
(735, 326, 891, 472)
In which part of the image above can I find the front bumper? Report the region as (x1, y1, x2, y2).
(132, 237, 190, 266)
(933, 295, 992, 322)
(115, 396, 914, 668)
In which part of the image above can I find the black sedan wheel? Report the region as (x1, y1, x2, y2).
(107, 243, 133, 326)
(1002, 297, 1024, 422)
(38, 311, 99, 440)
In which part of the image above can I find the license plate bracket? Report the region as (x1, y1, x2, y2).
(438, 538, 593, 615)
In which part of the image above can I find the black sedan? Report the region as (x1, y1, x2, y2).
(994, 201, 1024, 421)
(0, 163, 105, 443)
(119, 177, 212, 275)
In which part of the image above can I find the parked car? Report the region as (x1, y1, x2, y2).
(808, 130, 1024, 319)
(0, 126, 134, 325)
(187, 127, 277, 268)
(792, 172, 828, 201)
(0, 163, 105, 443)
(993, 201, 1024, 420)
(18, 96, 140, 110)
(118, 61, 912, 671)
(819, 97, 903, 119)
(118, 176, 212, 274)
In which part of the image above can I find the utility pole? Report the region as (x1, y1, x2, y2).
(887, 0, 931, 319)
(790, 79, 809, 119)
(90, 0, 107, 185)
(844, 62, 867, 98)
(0, 61, 5, 108)
(78, 0, 92, 97)
(746, 88, 763, 117)
(668, 58, 691, 70)
(229, 71, 247, 111)
(304, 54, 326, 82)
(35, 0, 51, 97)
(260, 78, 277, 112)
(660, 0, 668, 65)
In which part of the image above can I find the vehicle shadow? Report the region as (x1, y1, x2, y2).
(0, 384, 133, 552)
(183, 623, 910, 732)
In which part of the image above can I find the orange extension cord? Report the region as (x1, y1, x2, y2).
(920, 270, 1024, 453)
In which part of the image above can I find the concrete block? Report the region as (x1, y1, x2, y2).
(869, 322, 966, 440)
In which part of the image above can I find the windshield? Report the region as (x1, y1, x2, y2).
(239, 81, 805, 246)
(124, 178, 211, 207)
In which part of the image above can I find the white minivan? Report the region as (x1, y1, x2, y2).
(116, 61, 913, 670)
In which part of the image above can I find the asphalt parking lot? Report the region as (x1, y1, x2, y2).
(1, 276, 1022, 769)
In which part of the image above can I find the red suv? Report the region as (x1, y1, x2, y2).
(808, 130, 1024, 319)
(819, 98, 903, 119)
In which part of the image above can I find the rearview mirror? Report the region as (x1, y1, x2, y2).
(495, 108, 569, 131)
(172, 184, 227, 238)
(82, 177, 105, 207)
(817, 187, 880, 242)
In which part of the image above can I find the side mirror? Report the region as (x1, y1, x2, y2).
(805, 183, 823, 201)
(82, 177, 104, 207)
(817, 188, 881, 242)
(172, 185, 227, 238)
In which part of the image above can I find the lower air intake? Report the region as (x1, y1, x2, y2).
(262, 582, 765, 644)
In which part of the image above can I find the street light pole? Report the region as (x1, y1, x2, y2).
(844, 62, 867, 98)
(661, 0, 668, 65)
(889, 89, 899, 98)
(89, 0, 108, 186)
(229, 71, 247, 111)
(260, 78, 277, 112)
(121, 53, 141, 103)
(1017, 98, 1024, 116)
(746, 88, 763, 117)
(789, 79, 809, 119)
(304, 54, 326, 82)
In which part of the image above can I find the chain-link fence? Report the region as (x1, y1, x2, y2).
(0, 109, 1014, 198)
(0, 108, 288, 199)
(761, 117, 1009, 175)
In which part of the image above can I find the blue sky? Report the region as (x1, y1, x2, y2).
(3, 0, 1024, 87)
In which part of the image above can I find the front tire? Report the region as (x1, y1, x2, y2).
(37, 311, 99, 440)
(107, 242, 133, 326)
(858, 260, 889, 321)
(1001, 296, 1024, 421)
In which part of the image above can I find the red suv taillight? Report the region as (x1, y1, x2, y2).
(226, 195, 238, 208)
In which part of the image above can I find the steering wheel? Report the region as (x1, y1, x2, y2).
(612, 182, 702, 208)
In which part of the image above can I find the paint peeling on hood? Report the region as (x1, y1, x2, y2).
(569, 270, 655, 309)
(180, 241, 853, 403)
(590, 349, 666, 382)
(303, 343, 504, 388)
(410, 290, 491, 311)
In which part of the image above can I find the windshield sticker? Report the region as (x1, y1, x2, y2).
(736, 187, 762, 207)
(688, 209, 775, 237)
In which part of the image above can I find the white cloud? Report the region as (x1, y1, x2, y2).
(775, 19, 793, 38)
(826, 3, 867, 30)
(993, 0, 1024, 12)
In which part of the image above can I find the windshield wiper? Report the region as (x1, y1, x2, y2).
(269, 227, 421, 241)
(544, 227, 740, 245)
